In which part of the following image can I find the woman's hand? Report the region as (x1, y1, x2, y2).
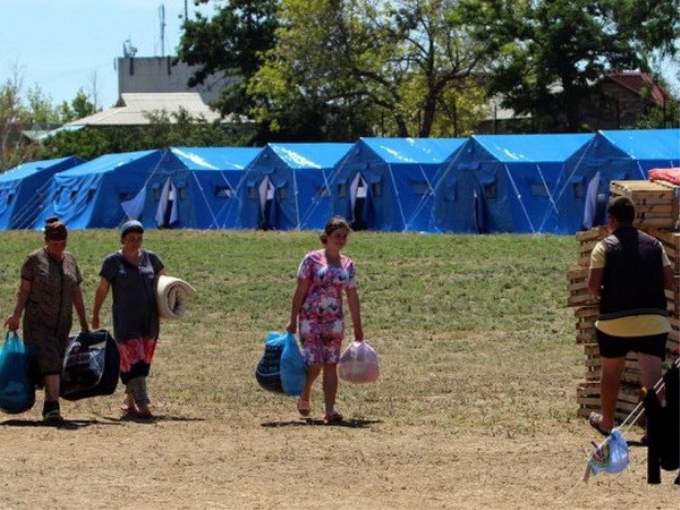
(4, 315, 20, 332)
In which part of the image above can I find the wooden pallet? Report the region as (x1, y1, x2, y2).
(576, 381, 642, 422)
(567, 266, 595, 306)
(610, 180, 679, 230)
(575, 226, 609, 266)
(646, 229, 680, 273)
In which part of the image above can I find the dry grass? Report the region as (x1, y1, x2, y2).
(0, 229, 676, 509)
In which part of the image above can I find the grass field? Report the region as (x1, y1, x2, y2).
(0, 229, 676, 509)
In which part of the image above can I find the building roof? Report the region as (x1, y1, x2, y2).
(605, 72, 672, 106)
(64, 92, 223, 127)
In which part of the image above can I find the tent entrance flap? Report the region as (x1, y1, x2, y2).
(258, 177, 275, 230)
(121, 186, 147, 221)
(156, 178, 179, 228)
(350, 172, 369, 230)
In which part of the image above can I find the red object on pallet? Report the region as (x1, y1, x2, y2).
(649, 167, 680, 185)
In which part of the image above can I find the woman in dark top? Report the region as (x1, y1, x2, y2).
(4, 217, 89, 423)
(91, 220, 166, 419)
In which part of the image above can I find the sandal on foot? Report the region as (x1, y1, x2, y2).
(324, 411, 343, 424)
(588, 412, 611, 437)
(297, 398, 311, 417)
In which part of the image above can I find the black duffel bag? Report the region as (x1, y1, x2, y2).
(61, 329, 120, 401)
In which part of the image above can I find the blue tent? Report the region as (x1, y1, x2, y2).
(556, 128, 680, 233)
(0, 156, 84, 230)
(237, 143, 353, 230)
(330, 137, 467, 232)
(432, 133, 595, 233)
(36, 149, 224, 230)
(170, 146, 262, 229)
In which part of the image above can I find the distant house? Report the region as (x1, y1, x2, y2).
(62, 92, 226, 129)
(478, 71, 675, 133)
(116, 56, 233, 106)
(582, 72, 675, 130)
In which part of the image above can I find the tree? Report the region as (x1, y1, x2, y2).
(248, 0, 491, 139)
(57, 89, 98, 123)
(176, 0, 279, 124)
(461, 0, 680, 132)
(0, 65, 34, 171)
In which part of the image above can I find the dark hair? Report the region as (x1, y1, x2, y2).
(607, 196, 636, 224)
(44, 216, 67, 241)
(320, 216, 351, 244)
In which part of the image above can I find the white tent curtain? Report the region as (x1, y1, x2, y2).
(582, 171, 603, 230)
(155, 177, 179, 227)
(121, 186, 147, 221)
(258, 177, 272, 220)
(349, 172, 365, 218)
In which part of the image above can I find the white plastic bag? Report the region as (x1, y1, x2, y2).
(337, 341, 380, 383)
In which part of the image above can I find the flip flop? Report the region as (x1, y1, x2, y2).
(324, 411, 343, 424)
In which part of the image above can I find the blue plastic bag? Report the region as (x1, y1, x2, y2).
(255, 331, 306, 396)
(0, 331, 36, 414)
(588, 429, 630, 475)
(279, 332, 306, 396)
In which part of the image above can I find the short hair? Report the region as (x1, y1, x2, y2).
(44, 216, 67, 241)
(607, 196, 636, 224)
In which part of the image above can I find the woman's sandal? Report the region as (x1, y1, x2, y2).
(587, 412, 611, 437)
(324, 411, 343, 424)
(297, 398, 311, 417)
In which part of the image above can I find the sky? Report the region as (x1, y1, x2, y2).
(0, 0, 215, 110)
(1, 1, 678, 113)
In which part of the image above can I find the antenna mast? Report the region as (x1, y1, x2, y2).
(159, 4, 166, 57)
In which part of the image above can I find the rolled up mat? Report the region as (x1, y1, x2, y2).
(155, 275, 197, 319)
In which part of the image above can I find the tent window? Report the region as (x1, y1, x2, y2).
(153, 188, 162, 200)
(215, 186, 233, 198)
(54, 187, 63, 203)
(87, 189, 96, 201)
(412, 181, 431, 195)
(178, 187, 187, 200)
(247, 185, 257, 199)
(483, 182, 496, 199)
(317, 185, 330, 197)
(120, 192, 135, 201)
(371, 182, 382, 197)
(338, 184, 347, 197)
(573, 180, 585, 199)
(529, 181, 549, 197)
(6, 192, 14, 205)
(440, 182, 456, 202)
(278, 187, 287, 199)
(70, 190, 79, 202)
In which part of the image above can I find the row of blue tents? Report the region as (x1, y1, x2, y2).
(1, 128, 678, 234)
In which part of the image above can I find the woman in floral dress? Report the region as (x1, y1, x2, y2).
(287, 216, 364, 423)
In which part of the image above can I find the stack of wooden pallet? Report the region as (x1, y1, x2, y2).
(568, 180, 680, 422)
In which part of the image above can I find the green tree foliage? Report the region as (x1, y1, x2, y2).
(57, 89, 98, 123)
(248, 0, 491, 139)
(176, 0, 279, 122)
(461, 0, 680, 132)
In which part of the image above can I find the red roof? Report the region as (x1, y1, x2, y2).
(606, 72, 671, 106)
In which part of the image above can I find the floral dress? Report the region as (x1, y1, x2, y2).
(297, 249, 357, 365)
